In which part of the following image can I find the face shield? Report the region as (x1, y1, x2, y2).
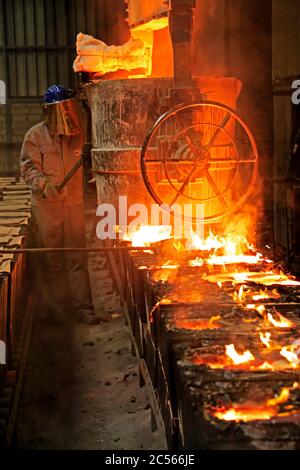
(43, 98, 84, 136)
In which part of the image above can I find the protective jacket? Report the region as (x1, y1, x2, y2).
(20, 122, 84, 206)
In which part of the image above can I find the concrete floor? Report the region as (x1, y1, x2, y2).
(16, 206, 164, 450)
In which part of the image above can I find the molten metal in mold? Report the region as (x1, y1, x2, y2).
(208, 384, 300, 422)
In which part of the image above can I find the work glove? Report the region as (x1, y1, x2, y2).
(42, 181, 59, 201)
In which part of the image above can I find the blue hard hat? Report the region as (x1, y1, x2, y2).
(43, 85, 72, 104)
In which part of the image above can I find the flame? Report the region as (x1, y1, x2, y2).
(231, 272, 250, 283)
(229, 272, 300, 286)
(124, 225, 172, 247)
(188, 228, 272, 266)
(204, 271, 300, 288)
(207, 253, 264, 266)
(267, 310, 295, 329)
(252, 293, 269, 301)
(209, 315, 222, 326)
(160, 262, 180, 269)
(188, 257, 204, 267)
(245, 304, 265, 316)
(252, 289, 280, 301)
(225, 344, 255, 365)
(233, 285, 249, 303)
(188, 230, 224, 251)
(256, 305, 266, 315)
(280, 347, 299, 368)
(259, 332, 271, 348)
(212, 406, 277, 422)
(266, 387, 292, 407)
(209, 384, 299, 422)
(258, 361, 274, 370)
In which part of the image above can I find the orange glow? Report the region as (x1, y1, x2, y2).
(126, 219, 300, 381)
(162, 283, 205, 304)
(259, 332, 271, 348)
(252, 289, 280, 301)
(234, 272, 300, 286)
(225, 344, 255, 365)
(245, 304, 266, 316)
(252, 293, 269, 301)
(205, 271, 300, 286)
(188, 226, 272, 266)
(175, 315, 221, 331)
(207, 253, 264, 265)
(246, 303, 255, 310)
(266, 386, 292, 407)
(160, 262, 180, 269)
(125, 225, 172, 247)
(258, 361, 274, 370)
(212, 406, 277, 422)
(233, 285, 249, 303)
(280, 347, 299, 368)
(75, 0, 171, 79)
(188, 230, 224, 251)
(209, 384, 299, 422)
(188, 257, 204, 267)
(246, 303, 255, 309)
(74, 33, 152, 76)
(267, 310, 295, 329)
(151, 269, 177, 283)
(191, 349, 300, 371)
(256, 305, 266, 315)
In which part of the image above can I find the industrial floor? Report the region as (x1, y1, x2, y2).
(16, 197, 163, 450)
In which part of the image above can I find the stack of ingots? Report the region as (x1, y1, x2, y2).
(0, 176, 32, 444)
(0, 177, 31, 275)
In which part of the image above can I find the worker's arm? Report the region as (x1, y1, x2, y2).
(20, 130, 49, 194)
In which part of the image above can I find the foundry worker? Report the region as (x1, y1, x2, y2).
(20, 85, 110, 324)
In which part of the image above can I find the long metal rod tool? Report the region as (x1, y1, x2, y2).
(0, 246, 154, 254)
(56, 158, 82, 192)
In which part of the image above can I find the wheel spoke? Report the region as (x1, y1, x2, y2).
(204, 168, 228, 209)
(207, 157, 238, 163)
(210, 143, 234, 148)
(207, 158, 256, 164)
(174, 114, 205, 163)
(169, 164, 200, 206)
(204, 112, 232, 152)
(146, 159, 195, 164)
(144, 158, 257, 164)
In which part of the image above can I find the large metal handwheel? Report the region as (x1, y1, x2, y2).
(141, 101, 258, 223)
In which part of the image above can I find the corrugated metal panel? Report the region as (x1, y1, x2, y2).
(272, 0, 300, 79)
(0, 0, 5, 85)
(0, 0, 109, 99)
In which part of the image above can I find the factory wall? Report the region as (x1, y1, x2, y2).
(0, 0, 126, 174)
(0, 102, 42, 174)
(272, 0, 300, 267)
